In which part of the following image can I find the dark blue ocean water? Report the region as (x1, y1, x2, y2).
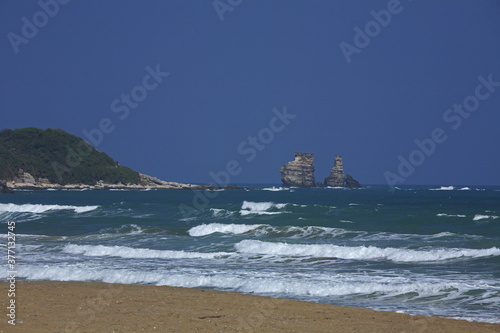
(1, 185, 499, 323)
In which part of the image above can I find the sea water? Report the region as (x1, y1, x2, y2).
(1, 185, 499, 323)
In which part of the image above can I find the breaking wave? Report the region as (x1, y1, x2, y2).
(234, 240, 500, 263)
(473, 214, 499, 221)
(430, 186, 455, 191)
(0, 203, 99, 214)
(63, 244, 233, 259)
(239, 201, 289, 216)
(189, 223, 265, 237)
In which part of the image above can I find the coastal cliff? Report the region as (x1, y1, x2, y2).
(279, 152, 316, 188)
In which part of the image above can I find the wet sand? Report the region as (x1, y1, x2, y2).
(1, 281, 499, 332)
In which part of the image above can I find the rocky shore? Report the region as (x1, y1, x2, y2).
(1, 169, 243, 192)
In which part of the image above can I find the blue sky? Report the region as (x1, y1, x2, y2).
(1, 0, 499, 185)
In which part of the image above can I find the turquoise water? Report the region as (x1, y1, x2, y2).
(1, 185, 499, 323)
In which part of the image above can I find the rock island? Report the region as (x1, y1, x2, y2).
(280, 152, 361, 188)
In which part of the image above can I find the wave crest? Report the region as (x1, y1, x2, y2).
(0, 203, 98, 214)
(235, 240, 500, 262)
(240, 201, 289, 216)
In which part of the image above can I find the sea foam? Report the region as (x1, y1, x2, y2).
(234, 240, 500, 262)
(473, 214, 499, 221)
(430, 186, 455, 191)
(189, 223, 352, 239)
(12, 264, 474, 300)
(0, 203, 98, 213)
(240, 201, 289, 216)
(63, 244, 233, 259)
(262, 186, 287, 191)
(188, 223, 265, 237)
(437, 213, 466, 218)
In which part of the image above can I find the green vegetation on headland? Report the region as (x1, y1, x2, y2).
(0, 127, 245, 192)
(0, 128, 140, 185)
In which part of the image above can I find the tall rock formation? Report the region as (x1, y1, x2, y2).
(280, 152, 316, 188)
(324, 155, 345, 187)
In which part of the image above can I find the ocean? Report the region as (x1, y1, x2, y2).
(1, 185, 499, 323)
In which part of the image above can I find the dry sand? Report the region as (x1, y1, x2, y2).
(1, 281, 499, 332)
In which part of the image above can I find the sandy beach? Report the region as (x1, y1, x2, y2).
(1, 281, 499, 332)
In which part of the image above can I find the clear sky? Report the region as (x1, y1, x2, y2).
(1, 0, 499, 186)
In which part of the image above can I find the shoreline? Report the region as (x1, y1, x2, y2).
(2, 281, 499, 332)
(1, 176, 245, 192)
(0, 171, 245, 192)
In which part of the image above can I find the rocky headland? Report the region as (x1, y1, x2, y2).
(0, 128, 244, 192)
(280, 152, 361, 188)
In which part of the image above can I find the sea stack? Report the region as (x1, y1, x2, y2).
(324, 155, 345, 187)
(279, 152, 316, 188)
(345, 174, 362, 188)
(324, 155, 362, 188)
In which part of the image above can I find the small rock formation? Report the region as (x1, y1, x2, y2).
(324, 155, 345, 187)
(280, 152, 316, 188)
(345, 174, 362, 188)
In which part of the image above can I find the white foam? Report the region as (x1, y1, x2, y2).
(63, 244, 233, 259)
(240, 201, 289, 216)
(190, 223, 351, 239)
(123, 224, 143, 235)
(262, 186, 287, 191)
(12, 265, 474, 302)
(430, 186, 455, 191)
(235, 240, 500, 262)
(15, 265, 167, 285)
(210, 208, 235, 217)
(437, 213, 466, 218)
(0, 203, 98, 214)
(473, 214, 499, 221)
(430, 232, 457, 238)
(458, 187, 471, 191)
(189, 223, 264, 237)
